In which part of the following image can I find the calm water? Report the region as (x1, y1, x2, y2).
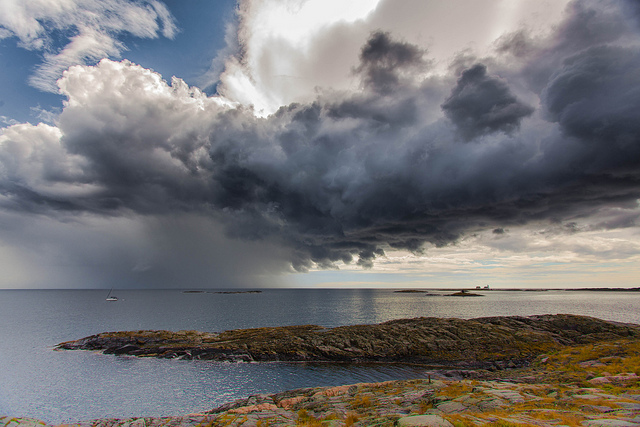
(1, 288, 639, 423)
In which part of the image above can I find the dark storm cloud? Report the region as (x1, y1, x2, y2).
(2, 0, 640, 274)
(543, 45, 640, 153)
(441, 63, 534, 140)
(515, 0, 636, 92)
(354, 31, 427, 94)
(624, 0, 640, 27)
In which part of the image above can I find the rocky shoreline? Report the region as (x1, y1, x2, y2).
(4, 315, 640, 427)
(4, 335, 640, 426)
(56, 315, 639, 369)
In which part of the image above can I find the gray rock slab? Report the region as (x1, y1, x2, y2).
(616, 402, 640, 410)
(397, 415, 454, 427)
(582, 420, 640, 427)
(436, 401, 467, 413)
(577, 393, 619, 400)
(582, 405, 616, 413)
(453, 395, 480, 405)
(120, 420, 148, 427)
(577, 394, 610, 400)
(477, 398, 507, 411)
(484, 389, 525, 403)
(403, 392, 432, 402)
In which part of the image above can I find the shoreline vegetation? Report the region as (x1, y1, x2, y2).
(5, 315, 640, 427)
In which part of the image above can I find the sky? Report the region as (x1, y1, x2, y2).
(1, 0, 640, 289)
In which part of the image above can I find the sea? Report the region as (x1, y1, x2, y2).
(1, 288, 639, 424)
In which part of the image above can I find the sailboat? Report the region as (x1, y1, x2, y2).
(106, 289, 118, 301)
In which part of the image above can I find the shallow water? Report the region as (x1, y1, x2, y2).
(0, 288, 638, 423)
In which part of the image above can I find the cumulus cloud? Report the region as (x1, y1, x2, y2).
(1, 0, 640, 287)
(0, 122, 94, 205)
(0, 0, 176, 92)
(214, 0, 571, 114)
(214, 0, 379, 114)
(354, 31, 427, 94)
(543, 45, 640, 153)
(441, 63, 534, 140)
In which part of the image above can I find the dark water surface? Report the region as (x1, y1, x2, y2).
(1, 288, 639, 423)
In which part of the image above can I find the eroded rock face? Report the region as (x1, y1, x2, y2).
(56, 315, 639, 368)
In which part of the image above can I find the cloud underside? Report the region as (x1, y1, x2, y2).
(1, 0, 640, 278)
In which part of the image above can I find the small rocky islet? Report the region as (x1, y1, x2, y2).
(4, 314, 640, 427)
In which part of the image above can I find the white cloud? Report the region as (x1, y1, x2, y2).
(0, 0, 177, 92)
(0, 122, 98, 199)
(215, 0, 570, 115)
(216, 0, 378, 114)
(0, 116, 19, 126)
(29, 105, 60, 125)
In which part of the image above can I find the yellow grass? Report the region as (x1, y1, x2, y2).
(296, 409, 323, 427)
(344, 412, 360, 426)
(439, 382, 474, 399)
(349, 394, 374, 409)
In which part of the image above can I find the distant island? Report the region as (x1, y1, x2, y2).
(182, 290, 262, 294)
(447, 290, 484, 297)
(566, 287, 640, 292)
(393, 289, 431, 293)
(211, 290, 262, 294)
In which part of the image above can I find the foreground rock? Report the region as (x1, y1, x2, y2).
(6, 336, 640, 426)
(56, 315, 639, 369)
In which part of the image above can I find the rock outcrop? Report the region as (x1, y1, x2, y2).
(6, 318, 640, 426)
(56, 314, 639, 369)
(8, 336, 640, 426)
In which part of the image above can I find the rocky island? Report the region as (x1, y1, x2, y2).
(447, 291, 484, 297)
(182, 290, 263, 294)
(56, 315, 638, 369)
(4, 315, 639, 427)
